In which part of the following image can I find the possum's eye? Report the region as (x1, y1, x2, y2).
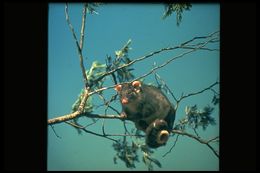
(114, 84, 122, 92)
(132, 81, 141, 88)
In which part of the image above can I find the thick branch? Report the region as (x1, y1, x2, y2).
(172, 129, 219, 158)
(48, 112, 124, 125)
(48, 89, 90, 125)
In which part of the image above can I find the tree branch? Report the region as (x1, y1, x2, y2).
(48, 112, 124, 125)
(172, 129, 219, 158)
(91, 31, 219, 87)
(88, 32, 219, 96)
(65, 121, 144, 142)
(65, 3, 88, 87)
(177, 81, 219, 103)
(162, 134, 179, 157)
(134, 35, 218, 82)
(154, 73, 178, 103)
(65, 121, 118, 143)
(79, 3, 87, 50)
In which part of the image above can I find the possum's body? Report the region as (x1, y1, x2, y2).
(115, 81, 176, 148)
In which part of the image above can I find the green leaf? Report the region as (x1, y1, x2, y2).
(162, 3, 192, 26)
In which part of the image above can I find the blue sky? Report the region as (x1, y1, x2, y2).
(48, 3, 219, 171)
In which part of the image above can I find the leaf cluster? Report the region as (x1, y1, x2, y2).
(185, 105, 216, 130)
(86, 61, 107, 90)
(86, 3, 102, 15)
(162, 3, 192, 26)
(112, 136, 162, 171)
(106, 39, 135, 83)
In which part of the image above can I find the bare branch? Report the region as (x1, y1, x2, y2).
(65, 121, 118, 143)
(91, 31, 219, 87)
(180, 31, 219, 46)
(134, 35, 217, 81)
(50, 125, 62, 139)
(79, 3, 87, 50)
(88, 33, 219, 96)
(66, 121, 144, 139)
(154, 73, 178, 103)
(177, 81, 219, 103)
(193, 128, 200, 138)
(65, 3, 88, 87)
(162, 134, 179, 157)
(172, 129, 219, 158)
(84, 119, 100, 128)
(181, 46, 219, 51)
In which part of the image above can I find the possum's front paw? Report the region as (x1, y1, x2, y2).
(119, 112, 127, 119)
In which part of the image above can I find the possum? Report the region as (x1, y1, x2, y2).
(114, 80, 176, 148)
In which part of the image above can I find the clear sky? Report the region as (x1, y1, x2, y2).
(48, 3, 219, 171)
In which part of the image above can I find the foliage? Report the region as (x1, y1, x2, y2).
(112, 134, 162, 171)
(176, 105, 216, 131)
(162, 3, 192, 26)
(86, 3, 103, 15)
(71, 89, 93, 114)
(106, 39, 135, 83)
(71, 61, 106, 134)
(212, 93, 219, 105)
(86, 61, 107, 90)
(112, 139, 139, 169)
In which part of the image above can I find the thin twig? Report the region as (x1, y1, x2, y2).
(79, 3, 87, 50)
(134, 36, 217, 82)
(172, 129, 219, 158)
(154, 73, 178, 103)
(84, 119, 100, 128)
(91, 31, 219, 87)
(50, 125, 62, 139)
(88, 34, 219, 96)
(65, 121, 118, 143)
(123, 121, 130, 135)
(162, 134, 179, 157)
(210, 88, 219, 95)
(65, 3, 88, 87)
(193, 128, 200, 138)
(180, 31, 219, 46)
(177, 81, 219, 103)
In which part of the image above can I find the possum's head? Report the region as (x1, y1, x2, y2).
(114, 81, 142, 105)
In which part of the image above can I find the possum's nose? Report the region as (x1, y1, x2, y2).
(121, 98, 128, 104)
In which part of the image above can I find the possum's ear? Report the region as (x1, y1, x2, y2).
(114, 84, 122, 92)
(132, 81, 141, 88)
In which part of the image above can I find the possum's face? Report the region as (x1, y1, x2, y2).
(114, 81, 142, 105)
